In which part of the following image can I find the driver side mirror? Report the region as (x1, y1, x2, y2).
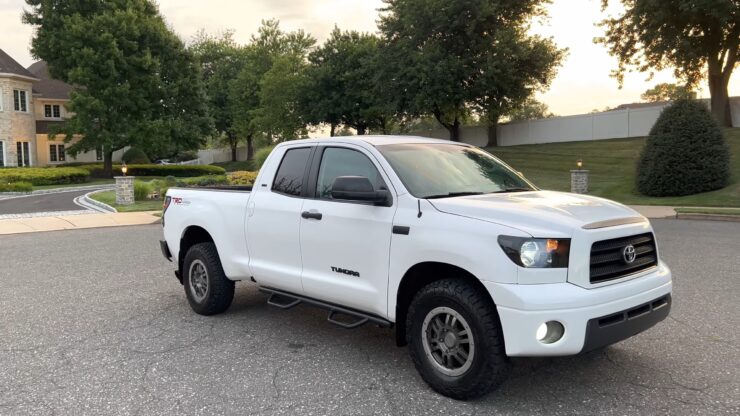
(330, 176, 391, 206)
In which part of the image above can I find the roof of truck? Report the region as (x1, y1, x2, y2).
(285, 135, 465, 147)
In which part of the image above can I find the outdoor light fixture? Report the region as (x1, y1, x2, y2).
(121, 163, 128, 176)
(576, 159, 583, 169)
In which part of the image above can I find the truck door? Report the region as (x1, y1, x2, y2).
(299, 145, 396, 318)
(247, 146, 314, 293)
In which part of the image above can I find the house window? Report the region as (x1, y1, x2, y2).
(17, 142, 30, 167)
(49, 144, 66, 162)
(0, 141, 5, 167)
(44, 104, 61, 119)
(13, 90, 28, 112)
(0, 88, 3, 112)
(96, 147, 103, 161)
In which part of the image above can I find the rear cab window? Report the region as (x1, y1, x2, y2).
(272, 147, 313, 197)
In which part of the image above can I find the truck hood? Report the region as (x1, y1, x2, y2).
(428, 191, 643, 237)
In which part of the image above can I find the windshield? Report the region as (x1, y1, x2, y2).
(378, 143, 536, 199)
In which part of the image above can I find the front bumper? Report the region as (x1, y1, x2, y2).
(484, 262, 672, 356)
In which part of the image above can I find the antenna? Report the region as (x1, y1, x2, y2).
(417, 199, 423, 218)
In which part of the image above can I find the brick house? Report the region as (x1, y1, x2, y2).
(0, 48, 121, 167)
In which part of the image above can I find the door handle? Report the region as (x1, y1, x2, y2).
(301, 211, 323, 220)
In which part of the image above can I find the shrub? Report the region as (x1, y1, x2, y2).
(122, 148, 151, 164)
(254, 145, 275, 169)
(181, 175, 229, 187)
(171, 150, 199, 163)
(228, 171, 259, 186)
(77, 164, 225, 178)
(636, 100, 732, 196)
(134, 181, 153, 201)
(0, 167, 89, 185)
(0, 182, 33, 192)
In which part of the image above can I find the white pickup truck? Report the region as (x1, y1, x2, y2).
(160, 136, 672, 399)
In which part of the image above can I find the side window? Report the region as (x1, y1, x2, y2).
(272, 147, 312, 197)
(316, 147, 386, 199)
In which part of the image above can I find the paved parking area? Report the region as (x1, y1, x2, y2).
(0, 189, 92, 215)
(0, 220, 738, 415)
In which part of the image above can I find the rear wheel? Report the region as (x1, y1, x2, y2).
(406, 279, 509, 400)
(183, 242, 234, 315)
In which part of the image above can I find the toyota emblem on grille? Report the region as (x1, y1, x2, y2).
(622, 245, 636, 264)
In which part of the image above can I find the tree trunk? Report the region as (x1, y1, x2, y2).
(357, 125, 367, 135)
(486, 117, 499, 147)
(228, 133, 238, 162)
(103, 147, 113, 178)
(708, 72, 733, 127)
(246, 134, 254, 161)
(330, 122, 337, 137)
(448, 118, 461, 142)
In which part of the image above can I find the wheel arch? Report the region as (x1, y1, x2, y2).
(178, 225, 215, 283)
(394, 261, 496, 347)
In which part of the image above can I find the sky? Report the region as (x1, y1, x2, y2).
(1, 0, 738, 116)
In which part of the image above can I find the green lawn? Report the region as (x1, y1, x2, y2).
(212, 160, 255, 172)
(486, 128, 740, 207)
(90, 190, 163, 213)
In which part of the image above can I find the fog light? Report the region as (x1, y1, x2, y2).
(536, 321, 565, 344)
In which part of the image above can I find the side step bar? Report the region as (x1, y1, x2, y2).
(259, 287, 392, 329)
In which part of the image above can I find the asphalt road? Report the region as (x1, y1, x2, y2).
(0, 189, 91, 215)
(0, 220, 738, 415)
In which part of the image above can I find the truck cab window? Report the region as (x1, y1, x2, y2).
(316, 147, 386, 199)
(272, 147, 312, 196)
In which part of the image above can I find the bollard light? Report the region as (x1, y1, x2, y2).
(121, 162, 128, 176)
(576, 159, 583, 169)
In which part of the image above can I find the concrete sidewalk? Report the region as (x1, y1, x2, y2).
(629, 205, 677, 219)
(0, 211, 160, 235)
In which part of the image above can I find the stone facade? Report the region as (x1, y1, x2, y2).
(115, 176, 135, 205)
(570, 170, 589, 194)
(0, 77, 37, 167)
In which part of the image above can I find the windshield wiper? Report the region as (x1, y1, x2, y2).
(425, 192, 485, 199)
(490, 187, 534, 194)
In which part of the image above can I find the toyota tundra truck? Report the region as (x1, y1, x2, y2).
(160, 136, 672, 400)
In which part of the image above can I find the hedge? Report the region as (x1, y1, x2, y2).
(0, 167, 89, 185)
(228, 171, 258, 185)
(76, 164, 226, 178)
(636, 100, 731, 196)
(122, 148, 151, 164)
(0, 182, 33, 192)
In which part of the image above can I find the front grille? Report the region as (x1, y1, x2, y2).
(590, 233, 658, 283)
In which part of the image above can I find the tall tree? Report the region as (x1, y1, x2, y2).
(379, 0, 563, 142)
(507, 98, 554, 122)
(24, 0, 211, 176)
(597, 0, 739, 127)
(190, 30, 248, 161)
(641, 83, 697, 102)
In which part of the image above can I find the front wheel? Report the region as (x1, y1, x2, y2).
(183, 242, 234, 315)
(406, 279, 509, 400)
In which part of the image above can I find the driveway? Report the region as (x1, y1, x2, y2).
(0, 189, 93, 215)
(0, 220, 737, 415)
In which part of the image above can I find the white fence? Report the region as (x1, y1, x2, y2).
(196, 147, 250, 164)
(410, 97, 740, 147)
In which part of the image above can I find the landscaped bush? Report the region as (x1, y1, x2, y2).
(122, 147, 151, 164)
(77, 164, 225, 178)
(636, 100, 731, 196)
(0, 182, 33, 192)
(181, 175, 229, 187)
(171, 150, 199, 163)
(134, 181, 153, 200)
(228, 171, 258, 186)
(0, 167, 89, 185)
(254, 145, 275, 169)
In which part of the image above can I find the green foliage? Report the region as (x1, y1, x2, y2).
(170, 150, 199, 163)
(636, 100, 731, 196)
(378, 0, 565, 142)
(134, 181, 153, 200)
(641, 83, 697, 103)
(0, 182, 34, 192)
(24, 0, 212, 174)
(180, 175, 229, 187)
(228, 171, 259, 185)
(507, 98, 554, 122)
(254, 146, 275, 169)
(0, 167, 89, 186)
(597, 0, 739, 126)
(76, 164, 225, 178)
(122, 148, 151, 164)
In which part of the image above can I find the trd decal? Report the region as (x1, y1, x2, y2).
(331, 267, 360, 277)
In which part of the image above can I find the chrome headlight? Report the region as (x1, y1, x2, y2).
(498, 236, 570, 268)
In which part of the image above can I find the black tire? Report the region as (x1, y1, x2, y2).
(183, 242, 235, 315)
(406, 278, 509, 400)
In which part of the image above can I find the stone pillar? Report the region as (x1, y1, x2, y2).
(570, 170, 589, 194)
(115, 176, 135, 205)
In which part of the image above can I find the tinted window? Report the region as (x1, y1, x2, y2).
(316, 147, 386, 199)
(272, 147, 312, 196)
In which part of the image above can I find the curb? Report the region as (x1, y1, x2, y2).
(76, 189, 117, 213)
(0, 184, 115, 199)
(676, 213, 740, 222)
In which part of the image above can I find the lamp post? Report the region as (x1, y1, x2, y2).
(115, 163, 134, 205)
(571, 159, 589, 194)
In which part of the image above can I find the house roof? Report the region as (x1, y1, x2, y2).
(0, 48, 38, 80)
(27, 61, 73, 100)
